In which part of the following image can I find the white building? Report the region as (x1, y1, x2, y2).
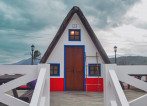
(40, 6, 110, 91)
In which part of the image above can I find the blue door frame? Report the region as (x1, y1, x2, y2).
(64, 45, 85, 91)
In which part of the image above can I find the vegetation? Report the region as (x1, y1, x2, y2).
(33, 50, 41, 60)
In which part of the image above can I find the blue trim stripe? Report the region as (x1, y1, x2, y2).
(64, 46, 66, 91)
(68, 29, 81, 41)
(83, 46, 85, 91)
(49, 63, 60, 76)
(64, 45, 85, 91)
(88, 63, 101, 76)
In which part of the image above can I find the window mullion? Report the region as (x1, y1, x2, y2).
(53, 65, 54, 75)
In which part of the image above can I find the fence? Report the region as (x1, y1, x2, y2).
(0, 64, 50, 106)
(104, 64, 147, 106)
(0, 63, 147, 106)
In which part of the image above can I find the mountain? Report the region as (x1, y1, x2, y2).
(12, 57, 41, 65)
(109, 56, 147, 65)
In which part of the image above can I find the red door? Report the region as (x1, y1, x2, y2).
(65, 46, 84, 91)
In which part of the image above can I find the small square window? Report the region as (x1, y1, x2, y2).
(54, 70, 59, 75)
(70, 31, 75, 35)
(90, 70, 95, 75)
(69, 29, 81, 41)
(89, 64, 101, 76)
(70, 36, 74, 40)
(90, 65, 94, 70)
(75, 31, 79, 35)
(50, 65, 54, 70)
(50, 64, 60, 76)
(54, 65, 59, 70)
(50, 70, 54, 75)
(75, 35, 80, 40)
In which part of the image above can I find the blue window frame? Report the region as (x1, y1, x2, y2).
(49, 63, 60, 76)
(88, 64, 101, 76)
(68, 29, 81, 41)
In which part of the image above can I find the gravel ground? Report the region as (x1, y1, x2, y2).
(0, 88, 146, 106)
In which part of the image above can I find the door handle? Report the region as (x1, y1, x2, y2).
(72, 69, 74, 73)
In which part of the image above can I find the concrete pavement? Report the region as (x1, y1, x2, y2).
(51, 89, 147, 106)
(0, 88, 146, 106)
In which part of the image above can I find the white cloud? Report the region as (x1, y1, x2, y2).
(97, 24, 147, 57)
(126, 0, 147, 22)
(0, 0, 147, 64)
(125, 0, 147, 29)
(91, 0, 147, 57)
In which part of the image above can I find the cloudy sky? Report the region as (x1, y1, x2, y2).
(0, 0, 147, 64)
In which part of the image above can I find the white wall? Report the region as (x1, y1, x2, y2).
(46, 13, 105, 78)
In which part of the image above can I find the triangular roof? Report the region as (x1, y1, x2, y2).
(40, 6, 110, 63)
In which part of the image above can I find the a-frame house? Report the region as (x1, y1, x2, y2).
(40, 6, 110, 91)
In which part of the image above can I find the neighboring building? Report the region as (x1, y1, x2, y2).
(40, 6, 110, 91)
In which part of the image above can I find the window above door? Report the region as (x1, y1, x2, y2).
(69, 29, 81, 41)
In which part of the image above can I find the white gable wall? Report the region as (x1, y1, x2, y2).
(46, 13, 105, 78)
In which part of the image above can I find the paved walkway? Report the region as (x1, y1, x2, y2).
(51, 89, 147, 106)
(0, 89, 146, 106)
(51, 91, 103, 106)
(124, 89, 147, 101)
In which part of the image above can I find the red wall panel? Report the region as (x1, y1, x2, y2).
(50, 78, 103, 91)
(85, 78, 103, 91)
(50, 78, 64, 91)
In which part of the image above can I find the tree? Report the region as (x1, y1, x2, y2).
(33, 50, 41, 59)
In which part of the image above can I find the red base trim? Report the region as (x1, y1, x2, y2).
(20, 85, 27, 88)
(85, 78, 103, 91)
(50, 78, 103, 92)
(124, 86, 134, 88)
(50, 78, 64, 91)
